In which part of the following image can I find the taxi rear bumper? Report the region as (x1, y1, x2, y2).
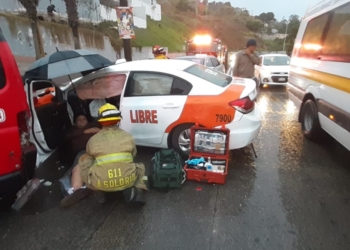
(220, 105, 262, 149)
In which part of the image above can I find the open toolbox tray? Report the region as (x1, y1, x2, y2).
(184, 124, 230, 185)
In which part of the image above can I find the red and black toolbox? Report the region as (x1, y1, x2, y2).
(184, 124, 230, 185)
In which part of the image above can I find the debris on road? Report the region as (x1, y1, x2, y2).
(43, 181, 52, 187)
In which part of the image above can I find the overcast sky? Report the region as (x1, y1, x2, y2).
(222, 0, 319, 21)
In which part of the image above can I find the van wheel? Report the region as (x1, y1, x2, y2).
(300, 99, 325, 141)
(171, 124, 192, 159)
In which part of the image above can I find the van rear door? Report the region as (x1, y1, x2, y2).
(0, 28, 30, 177)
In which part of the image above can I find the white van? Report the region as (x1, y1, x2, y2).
(288, 0, 350, 150)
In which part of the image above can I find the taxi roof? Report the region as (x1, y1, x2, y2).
(177, 54, 214, 59)
(69, 59, 197, 89)
(110, 59, 196, 72)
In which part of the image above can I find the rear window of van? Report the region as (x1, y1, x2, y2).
(184, 64, 232, 87)
(0, 28, 7, 90)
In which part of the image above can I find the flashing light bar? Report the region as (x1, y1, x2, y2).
(193, 35, 212, 45)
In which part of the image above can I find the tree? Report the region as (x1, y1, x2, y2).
(176, 0, 194, 12)
(264, 38, 284, 51)
(289, 15, 300, 22)
(80, 0, 100, 21)
(17, 0, 45, 59)
(246, 19, 264, 32)
(285, 15, 301, 55)
(256, 12, 275, 23)
(63, 0, 81, 49)
(267, 26, 272, 35)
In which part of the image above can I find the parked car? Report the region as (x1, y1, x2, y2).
(25, 59, 261, 163)
(288, 0, 350, 151)
(0, 27, 37, 208)
(254, 54, 291, 86)
(175, 54, 225, 73)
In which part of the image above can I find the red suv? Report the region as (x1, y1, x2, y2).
(0, 27, 37, 208)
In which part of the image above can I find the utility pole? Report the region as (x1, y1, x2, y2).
(120, 0, 132, 61)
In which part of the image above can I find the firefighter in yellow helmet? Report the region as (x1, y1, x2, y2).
(152, 45, 169, 59)
(60, 103, 148, 207)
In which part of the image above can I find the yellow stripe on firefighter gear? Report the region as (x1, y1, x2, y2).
(94, 153, 133, 166)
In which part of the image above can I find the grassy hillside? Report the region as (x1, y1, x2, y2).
(130, 0, 266, 52)
(1, 0, 267, 53)
(131, 15, 192, 52)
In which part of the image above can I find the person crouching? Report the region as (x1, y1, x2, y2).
(60, 103, 147, 207)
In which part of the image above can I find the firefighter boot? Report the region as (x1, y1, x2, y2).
(123, 187, 146, 205)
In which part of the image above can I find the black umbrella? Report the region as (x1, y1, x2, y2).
(24, 49, 114, 82)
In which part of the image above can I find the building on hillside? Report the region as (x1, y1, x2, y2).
(0, 0, 161, 27)
(129, 0, 161, 21)
(261, 33, 288, 40)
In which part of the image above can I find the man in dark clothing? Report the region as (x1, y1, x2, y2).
(65, 114, 101, 161)
(59, 114, 101, 199)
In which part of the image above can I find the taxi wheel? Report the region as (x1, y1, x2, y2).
(300, 99, 325, 141)
(171, 124, 192, 158)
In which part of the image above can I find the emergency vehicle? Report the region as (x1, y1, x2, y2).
(288, 0, 350, 150)
(0, 27, 37, 208)
(25, 59, 261, 165)
(185, 34, 228, 71)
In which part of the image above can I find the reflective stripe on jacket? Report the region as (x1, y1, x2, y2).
(80, 126, 138, 191)
(94, 152, 133, 166)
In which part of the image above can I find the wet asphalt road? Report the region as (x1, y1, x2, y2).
(1, 86, 350, 250)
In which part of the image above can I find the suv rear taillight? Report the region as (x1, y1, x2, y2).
(229, 97, 255, 114)
(17, 110, 31, 148)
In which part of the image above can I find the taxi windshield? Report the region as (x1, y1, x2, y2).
(184, 64, 232, 87)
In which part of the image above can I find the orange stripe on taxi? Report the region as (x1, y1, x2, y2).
(165, 84, 245, 133)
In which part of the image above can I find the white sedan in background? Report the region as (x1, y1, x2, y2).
(254, 54, 290, 86)
(176, 54, 225, 73)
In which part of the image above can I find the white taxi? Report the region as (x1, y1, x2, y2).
(26, 60, 261, 165)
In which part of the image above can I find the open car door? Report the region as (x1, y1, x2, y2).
(25, 80, 72, 165)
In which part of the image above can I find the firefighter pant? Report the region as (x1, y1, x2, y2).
(80, 162, 147, 191)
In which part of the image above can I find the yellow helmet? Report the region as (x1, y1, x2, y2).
(97, 103, 122, 123)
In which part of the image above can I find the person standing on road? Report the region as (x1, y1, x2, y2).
(233, 39, 261, 86)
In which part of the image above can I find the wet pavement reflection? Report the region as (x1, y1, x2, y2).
(1, 86, 350, 250)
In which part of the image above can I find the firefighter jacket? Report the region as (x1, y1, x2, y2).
(155, 54, 169, 59)
(79, 126, 141, 191)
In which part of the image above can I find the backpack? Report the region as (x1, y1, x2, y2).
(150, 149, 185, 189)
